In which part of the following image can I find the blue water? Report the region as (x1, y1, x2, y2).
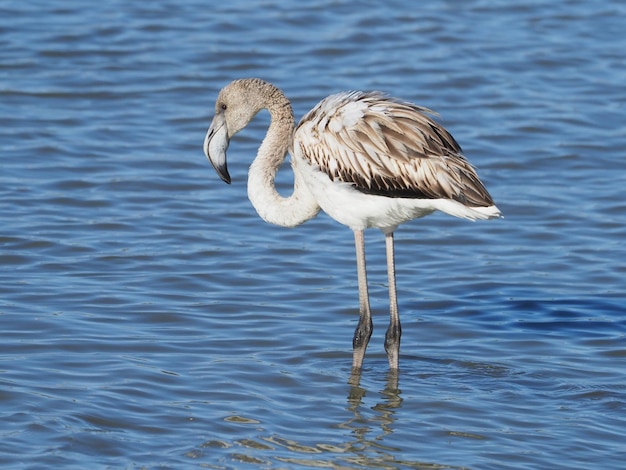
(1, 0, 625, 468)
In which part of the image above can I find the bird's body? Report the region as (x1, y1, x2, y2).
(204, 78, 500, 371)
(293, 91, 499, 229)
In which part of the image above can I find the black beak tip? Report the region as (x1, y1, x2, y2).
(216, 164, 231, 184)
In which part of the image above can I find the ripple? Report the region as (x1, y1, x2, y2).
(1, 1, 626, 469)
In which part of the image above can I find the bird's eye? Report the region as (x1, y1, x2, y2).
(220, 103, 227, 111)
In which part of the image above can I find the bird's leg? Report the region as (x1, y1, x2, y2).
(352, 230, 373, 370)
(384, 231, 401, 369)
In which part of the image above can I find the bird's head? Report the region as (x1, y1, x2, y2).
(203, 79, 271, 184)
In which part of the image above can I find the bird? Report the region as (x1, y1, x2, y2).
(203, 78, 501, 371)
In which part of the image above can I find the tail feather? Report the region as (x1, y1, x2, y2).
(434, 199, 502, 221)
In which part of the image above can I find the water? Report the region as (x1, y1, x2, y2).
(1, 0, 625, 468)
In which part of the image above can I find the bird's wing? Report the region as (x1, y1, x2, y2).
(294, 91, 494, 207)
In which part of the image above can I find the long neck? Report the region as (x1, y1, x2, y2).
(247, 91, 320, 228)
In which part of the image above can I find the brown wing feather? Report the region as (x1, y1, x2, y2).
(295, 91, 494, 207)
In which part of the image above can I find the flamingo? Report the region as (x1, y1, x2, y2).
(203, 78, 501, 371)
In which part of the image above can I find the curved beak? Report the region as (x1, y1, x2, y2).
(203, 113, 231, 184)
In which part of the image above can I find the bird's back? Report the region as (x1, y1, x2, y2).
(294, 91, 497, 209)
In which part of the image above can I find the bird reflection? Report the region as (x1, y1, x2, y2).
(344, 368, 403, 447)
(192, 369, 457, 468)
(348, 368, 401, 404)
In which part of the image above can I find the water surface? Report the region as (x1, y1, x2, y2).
(1, 0, 625, 468)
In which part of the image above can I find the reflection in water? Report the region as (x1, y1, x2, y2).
(199, 370, 464, 468)
(346, 368, 402, 445)
(340, 369, 409, 465)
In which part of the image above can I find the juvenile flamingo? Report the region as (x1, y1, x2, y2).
(203, 78, 501, 370)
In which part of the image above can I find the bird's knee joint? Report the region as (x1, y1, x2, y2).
(384, 323, 402, 352)
(353, 319, 373, 349)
